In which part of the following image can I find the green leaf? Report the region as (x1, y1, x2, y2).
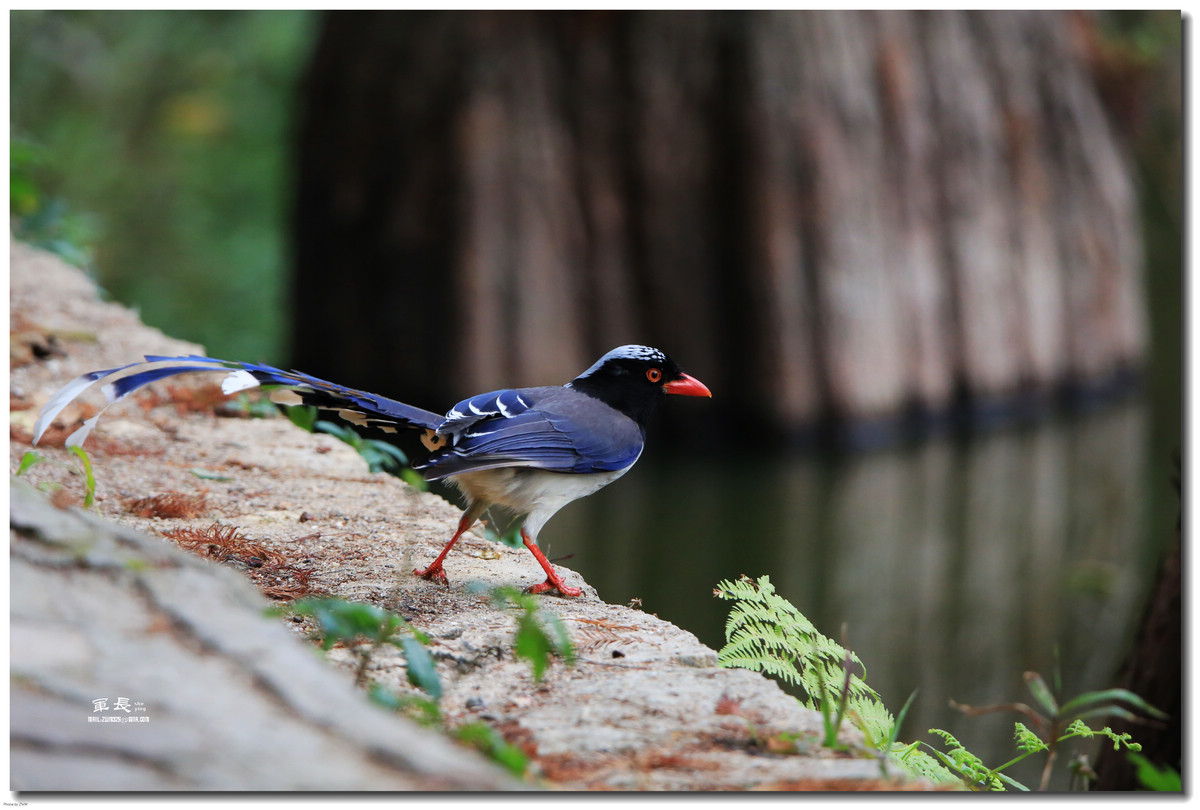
(399, 635, 442, 700)
(1023, 672, 1059, 717)
(1014, 722, 1048, 753)
(292, 597, 397, 649)
(1128, 753, 1181, 792)
(1059, 687, 1167, 721)
(715, 575, 877, 711)
(887, 690, 918, 748)
(1069, 705, 1144, 725)
(541, 610, 576, 668)
(483, 522, 524, 549)
(995, 771, 1030, 791)
(234, 392, 279, 419)
(315, 420, 357, 445)
(367, 684, 442, 726)
(357, 446, 384, 470)
(283, 404, 318, 432)
(69, 446, 95, 508)
(16, 450, 44, 476)
(367, 440, 408, 467)
(400, 467, 429, 491)
(1098, 726, 1141, 752)
(483, 585, 575, 680)
(312, 419, 418, 475)
(190, 468, 233, 481)
(355, 439, 411, 474)
(924, 745, 962, 776)
(514, 611, 553, 681)
(924, 729, 1000, 789)
(455, 722, 529, 777)
(928, 728, 963, 751)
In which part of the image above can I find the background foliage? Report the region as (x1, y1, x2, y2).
(11, 10, 314, 361)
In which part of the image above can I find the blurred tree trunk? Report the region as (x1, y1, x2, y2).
(291, 10, 1144, 443)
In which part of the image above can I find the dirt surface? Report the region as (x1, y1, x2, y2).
(10, 238, 932, 790)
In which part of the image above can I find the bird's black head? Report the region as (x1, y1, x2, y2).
(567, 344, 711, 428)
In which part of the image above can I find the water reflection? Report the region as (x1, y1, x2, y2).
(546, 399, 1162, 787)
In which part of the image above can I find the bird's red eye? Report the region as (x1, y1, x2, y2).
(646, 368, 662, 383)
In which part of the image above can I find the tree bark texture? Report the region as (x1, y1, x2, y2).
(291, 10, 1144, 442)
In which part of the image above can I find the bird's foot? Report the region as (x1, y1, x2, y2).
(413, 563, 450, 587)
(525, 577, 583, 598)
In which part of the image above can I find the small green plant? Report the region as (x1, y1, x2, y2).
(715, 575, 1164, 791)
(17, 450, 44, 477)
(926, 719, 1145, 791)
(226, 391, 280, 419)
(315, 418, 412, 475)
(454, 722, 531, 778)
(70, 446, 96, 508)
(925, 728, 1006, 790)
(282, 402, 319, 432)
(286, 597, 441, 698)
(714, 575, 950, 784)
(17, 447, 96, 507)
(281, 403, 427, 490)
(279, 593, 551, 780)
(475, 584, 576, 681)
(365, 682, 443, 728)
(926, 671, 1166, 791)
(872, 689, 920, 773)
(813, 652, 854, 751)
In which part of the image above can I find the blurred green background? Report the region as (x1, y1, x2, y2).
(12, 10, 314, 361)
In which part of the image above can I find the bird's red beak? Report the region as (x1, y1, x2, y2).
(663, 373, 712, 397)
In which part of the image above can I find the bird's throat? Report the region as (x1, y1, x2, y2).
(567, 378, 659, 430)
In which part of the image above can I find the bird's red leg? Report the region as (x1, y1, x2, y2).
(522, 529, 583, 597)
(413, 512, 476, 586)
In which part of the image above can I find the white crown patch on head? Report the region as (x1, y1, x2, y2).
(577, 345, 667, 379)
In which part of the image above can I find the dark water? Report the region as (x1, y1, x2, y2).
(540, 397, 1171, 789)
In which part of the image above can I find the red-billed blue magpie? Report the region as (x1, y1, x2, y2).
(33, 345, 711, 597)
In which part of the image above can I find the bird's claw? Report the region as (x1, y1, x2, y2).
(525, 578, 583, 598)
(413, 564, 450, 587)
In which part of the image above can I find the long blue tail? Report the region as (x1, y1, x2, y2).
(33, 355, 445, 448)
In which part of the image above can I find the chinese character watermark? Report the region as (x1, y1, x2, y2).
(87, 697, 149, 723)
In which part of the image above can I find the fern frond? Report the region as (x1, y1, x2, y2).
(715, 574, 957, 786)
(715, 575, 877, 708)
(892, 745, 959, 784)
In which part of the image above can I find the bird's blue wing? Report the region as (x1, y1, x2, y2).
(418, 389, 644, 479)
(438, 388, 536, 439)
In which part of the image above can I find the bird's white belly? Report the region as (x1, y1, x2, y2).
(449, 464, 634, 540)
